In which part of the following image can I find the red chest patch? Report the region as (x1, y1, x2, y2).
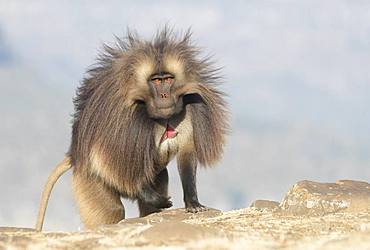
(160, 124, 178, 143)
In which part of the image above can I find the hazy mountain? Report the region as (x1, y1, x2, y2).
(0, 31, 12, 64)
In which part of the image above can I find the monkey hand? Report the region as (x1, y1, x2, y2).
(138, 186, 173, 209)
(185, 201, 209, 213)
(153, 195, 173, 209)
(144, 194, 173, 209)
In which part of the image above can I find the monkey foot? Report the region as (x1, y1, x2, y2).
(185, 203, 209, 213)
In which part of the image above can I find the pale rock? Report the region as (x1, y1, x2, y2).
(280, 180, 370, 215)
(250, 200, 280, 210)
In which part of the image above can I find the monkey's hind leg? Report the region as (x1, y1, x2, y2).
(138, 168, 170, 217)
(72, 170, 125, 229)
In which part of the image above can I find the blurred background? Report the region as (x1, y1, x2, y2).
(0, 0, 369, 231)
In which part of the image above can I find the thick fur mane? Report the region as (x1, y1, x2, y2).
(69, 28, 228, 192)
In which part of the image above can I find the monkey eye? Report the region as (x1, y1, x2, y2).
(152, 78, 161, 85)
(164, 77, 174, 84)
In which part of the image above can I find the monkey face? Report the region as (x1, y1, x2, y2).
(143, 72, 185, 120)
(126, 45, 205, 120)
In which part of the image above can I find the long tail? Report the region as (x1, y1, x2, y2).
(35, 156, 72, 231)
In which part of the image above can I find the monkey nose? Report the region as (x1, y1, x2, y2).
(160, 93, 169, 98)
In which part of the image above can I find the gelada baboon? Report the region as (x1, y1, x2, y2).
(35, 27, 228, 231)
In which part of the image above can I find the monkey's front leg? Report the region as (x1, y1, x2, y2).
(177, 152, 208, 213)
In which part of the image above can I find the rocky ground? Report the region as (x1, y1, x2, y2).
(1, 180, 370, 250)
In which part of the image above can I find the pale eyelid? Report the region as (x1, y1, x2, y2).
(164, 77, 173, 84)
(152, 79, 161, 85)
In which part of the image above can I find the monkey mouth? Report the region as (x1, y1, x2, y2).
(160, 124, 178, 143)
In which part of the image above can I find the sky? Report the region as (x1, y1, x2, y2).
(0, 0, 369, 231)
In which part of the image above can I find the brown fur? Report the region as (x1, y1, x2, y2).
(36, 27, 229, 230)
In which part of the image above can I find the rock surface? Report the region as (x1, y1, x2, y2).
(280, 180, 370, 215)
(1, 180, 370, 250)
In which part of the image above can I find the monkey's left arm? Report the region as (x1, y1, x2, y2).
(177, 151, 208, 212)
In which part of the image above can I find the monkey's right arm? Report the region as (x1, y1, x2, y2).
(137, 184, 172, 209)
